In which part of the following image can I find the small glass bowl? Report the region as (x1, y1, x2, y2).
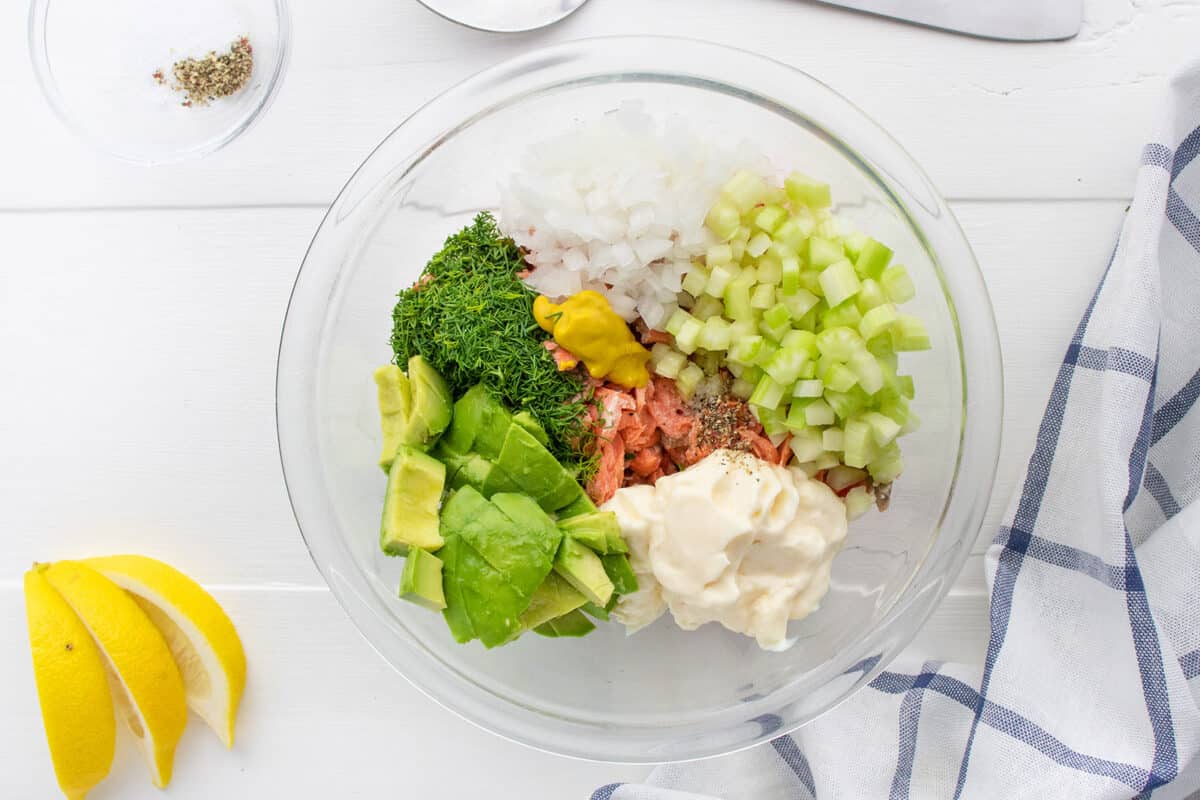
(277, 37, 1003, 763)
(29, 0, 289, 165)
(416, 0, 591, 32)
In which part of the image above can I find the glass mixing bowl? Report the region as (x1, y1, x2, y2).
(277, 37, 1002, 763)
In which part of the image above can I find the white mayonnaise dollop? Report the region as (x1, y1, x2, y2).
(602, 448, 848, 650)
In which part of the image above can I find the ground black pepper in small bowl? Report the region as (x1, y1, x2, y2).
(155, 36, 253, 108)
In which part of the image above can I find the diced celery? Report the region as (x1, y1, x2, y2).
(793, 379, 824, 398)
(824, 363, 858, 393)
(764, 348, 807, 385)
(756, 254, 783, 284)
(881, 264, 915, 304)
(816, 327, 863, 360)
(805, 399, 835, 427)
(681, 266, 709, 297)
(897, 374, 915, 399)
(819, 259, 861, 307)
(749, 374, 786, 410)
(706, 243, 733, 266)
(676, 362, 705, 399)
(727, 361, 745, 378)
(692, 295, 724, 321)
(737, 265, 759, 286)
(722, 170, 770, 213)
(868, 441, 903, 483)
(799, 270, 824, 296)
(730, 319, 757, 340)
(814, 452, 840, 470)
(848, 349, 885, 394)
(799, 360, 818, 379)
(860, 303, 899, 340)
(697, 317, 733, 351)
(724, 282, 754, 321)
(704, 264, 738, 298)
(759, 317, 791, 343)
(826, 465, 868, 492)
(784, 172, 832, 209)
(794, 460, 821, 478)
(807, 237, 843, 269)
(781, 256, 802, 294)
(652, 349, 688, 379)
(860, 411, 901, 447)
(747, 232, 772, 259)
(763, 302, 791, 330)
(785, 400, 810, 431)
(750, 283, 777, 310)
(665, 308, 694, 337)
(726, 336, 760, 366)
(705, 200, 741, 241)
(781, 329, 818, 356)
(901, 410, 921, 436)
(842, 418, 873, 469)
(697, 350, 721, 376)
(815, 218, 841, 241)
(857, 279, 886, 311)
(752, 340, 779, 368)
(785, 427, 821, 462)
(766, 184, 788, 207)
(845, 485, 874, 520)
(773, 219, 808, 252)
(854, 238, 893, 279)
(843, 232, 868, 262)
(755, 205, 787, 233)
(781, 287, 820, 320)
(825, 387, 868, 421)
(756, 405, 788, 436)
(674, 318, 703, 354)
(822, 300, 863, 329)
(731, 377, 756, 400)
(822, 427, 844, 452)
(892, 314, 932, 351)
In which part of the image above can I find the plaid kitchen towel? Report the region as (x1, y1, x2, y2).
(595, 61, 1200, 800)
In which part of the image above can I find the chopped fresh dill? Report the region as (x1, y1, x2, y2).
(391, 212, 596, 475)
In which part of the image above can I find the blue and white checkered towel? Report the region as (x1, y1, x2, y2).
(595, 61, 1200, 800)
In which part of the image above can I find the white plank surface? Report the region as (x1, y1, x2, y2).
(1, 0, 1191, 796)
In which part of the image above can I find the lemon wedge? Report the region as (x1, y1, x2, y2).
(44, 561, 187, 789)
(85, 555, 247, 749)
(24, 566, 116, 800)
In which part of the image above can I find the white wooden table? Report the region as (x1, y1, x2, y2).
(2, 1, 1196, 797)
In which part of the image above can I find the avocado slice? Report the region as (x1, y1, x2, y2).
(398, 548, 446, 611)
(553, 537, 614, 607)
(438, 532, 530, 648)
(490, 493, 562, 566)
(512, 411, 550, 447)
(534, 609, 596, 638)
(493, 423, 579, 512)
(442, 384, 512, 458)
(558, 511, 623, 555)
(518, 572, 587, 631)
(601, 553, 639, 596)
(406, 355, 453, 442)
(380, 446, 445, 556)
(374, 365, 413, 471)
(557, 488, 597, 519)
(374, 359, 453, 470)
(448, 454, 494, 492)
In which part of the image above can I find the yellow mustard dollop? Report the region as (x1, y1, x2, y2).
(534, 291, 651, 388)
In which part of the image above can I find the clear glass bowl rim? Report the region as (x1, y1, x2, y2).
(27, 0, 292, 165)
(276, 35, 1004, 763)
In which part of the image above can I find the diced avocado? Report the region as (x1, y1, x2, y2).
(534, 609, 596, 638)
(448, 454, 494, 492)
(518, 573, 587, 631)
(601, 553, 639, 596)
(406, 355, 453, 442)
(438, 532, 529, 648)
(398, 548, 446, 611)
(442, 384, 512, 458)
(605, 528, 630, 555)
(490, 493, 562, 565)
(375, 365, 412, 471)
(380, 446, 445, 556)
(557, 488, 597, 519)
(375, 359, 453, 471)
(553, 537, 614, 606)
(494, 423, 579, 512)
(480, 463, 522, 497)
(558, 512, 623, 555)
(512, 411, 550, 447)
